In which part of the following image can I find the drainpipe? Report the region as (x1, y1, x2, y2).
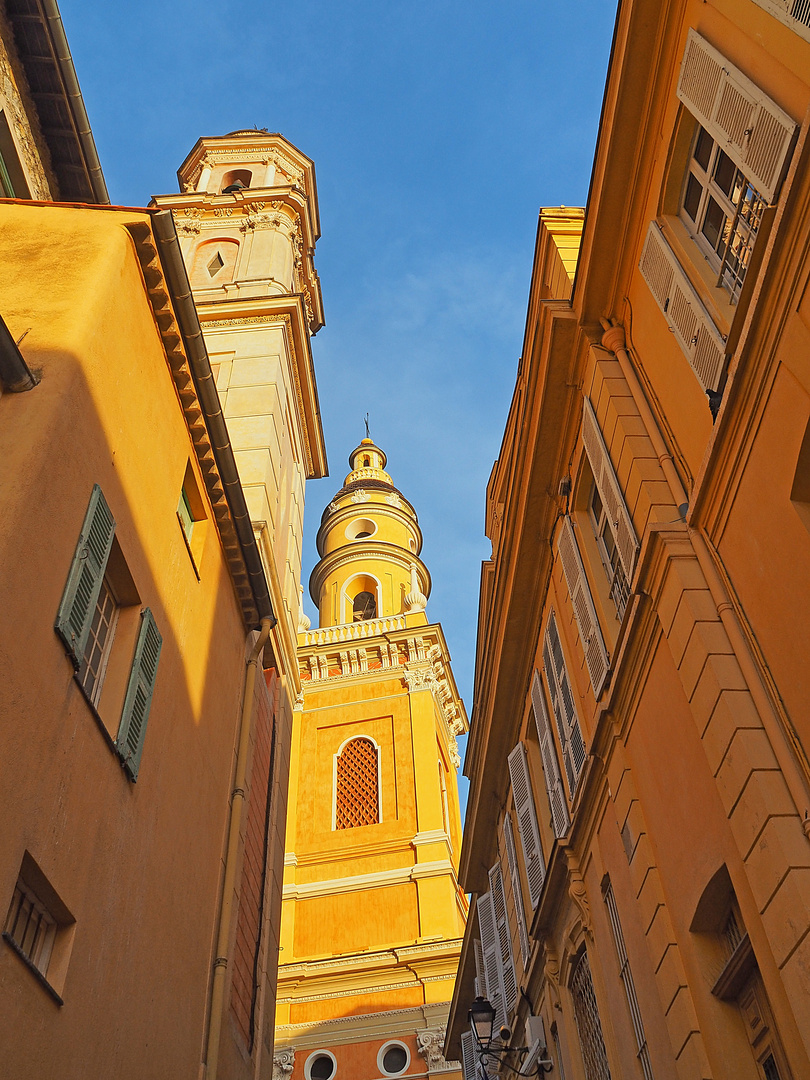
(205, 616, 274, 1080)
(0, 314, 37, 392)
(600, 319, 688, 511)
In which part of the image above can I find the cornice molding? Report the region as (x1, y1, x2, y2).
(124, 219, 259, 626)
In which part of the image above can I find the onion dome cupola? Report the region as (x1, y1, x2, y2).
(309, 438, 431, 629)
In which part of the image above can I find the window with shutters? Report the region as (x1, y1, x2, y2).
(570, 950, 612, 1080)
(531, 669, 571, 839)
(502, 811, 531, 965)
(543, 612, 588, 800)
(557, 516, 610, 697)
(55, 486, 162, 781)
(507, 742, 546, 910)
(581, 396, 639, 623)
(588, 484, 629, 620)
(641, 30, 797, 387)
(334, 737, 381, 828)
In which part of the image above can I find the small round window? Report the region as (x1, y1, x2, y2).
(378, 1041, 410, 1076)
(305, 1051, 336, 1080)
(345, 517, 377, 541)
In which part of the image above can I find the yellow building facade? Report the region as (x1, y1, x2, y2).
(0, 7, 328, 1076)
(448, 3, 810, 1080)
(275, 440, 468, 1080)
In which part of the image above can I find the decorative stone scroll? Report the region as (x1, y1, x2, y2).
(417, 1027, 459, 1073)
(272, 1046, 295, 1080)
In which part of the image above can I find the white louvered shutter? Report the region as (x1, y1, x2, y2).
(581, 396, 640, 582)
(502, 811, 531, 965)
(507, 743, 546, 909)
(461, 1031, 478, 1080)
(677, 28, 796, 203)
(489, 861, 518, 1014)
(558, 516, 610, 697)
(638, 221, 726, 391)
(474, 937, 486, 998)
(477, 891, 506, 1031)
(531, 670, 571, 838)
(543, 612, 587, 799)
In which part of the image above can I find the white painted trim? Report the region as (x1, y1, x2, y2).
(332, 735, 383, 830)
(378, 1040, 411, 1076)
(282, 859, 456, 900)
(304, 1049, 336, 1080)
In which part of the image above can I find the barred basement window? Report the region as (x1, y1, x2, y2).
(4, 880, 56, 974)
(334, 737, 380, 828)
(570, 950, 612, 1080)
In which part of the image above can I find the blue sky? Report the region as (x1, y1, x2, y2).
(60, 0, 616, 811)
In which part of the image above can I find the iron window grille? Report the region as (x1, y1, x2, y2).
(570, 950, 612, 1080)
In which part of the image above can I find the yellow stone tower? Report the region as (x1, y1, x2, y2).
(275, 438, 468, 1080)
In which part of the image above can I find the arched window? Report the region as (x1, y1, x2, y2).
(221, 168, 252, 191)
(353, 591, 376, 621)
(335, 738, 379, 829)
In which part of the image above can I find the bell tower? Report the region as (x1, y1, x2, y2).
(276, 439, 468, 1080)
(308, 437, 431, 629)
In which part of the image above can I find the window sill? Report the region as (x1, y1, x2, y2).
(711, 932, 755, 1001)
(2, 933, 64, 1006)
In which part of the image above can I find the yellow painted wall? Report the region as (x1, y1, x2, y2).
(0, 202, 254, 1079)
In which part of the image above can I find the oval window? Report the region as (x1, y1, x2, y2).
(306, 1053, 336, 1080)
(378, 1042, 410, 1076)
(345, 517, 377, 541)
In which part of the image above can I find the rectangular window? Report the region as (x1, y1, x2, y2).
(489, 859, 518, 1014)
(543, 612, 587, 799)
(679, 125, 767, 301)
(603, 880, 655, 1080)
(477, 889, 507, 1034)
(2, 853, 75, 1003)
(502, 811, 531, 965)
(531, 669, 570, 838)
(581, 396, 639, 619)
(56, 486, 161, 780)
(507, 741, 546, 908)
(78, 575, 119, 704)
(177, 488, 195, 542)
(588, 484, 630, 620)
(4, 880, 56, 974)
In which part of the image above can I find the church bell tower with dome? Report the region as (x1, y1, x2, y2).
(274, 438, 468, 1080)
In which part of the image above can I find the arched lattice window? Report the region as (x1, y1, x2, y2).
(335, 738, 380, 829)
(353, 591, 376, 621)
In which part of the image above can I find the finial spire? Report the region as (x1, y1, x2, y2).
(364, 413, 370, 439)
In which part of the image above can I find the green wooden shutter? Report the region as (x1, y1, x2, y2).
(55, 485, 115, 668)
(117, 608, 162, 780)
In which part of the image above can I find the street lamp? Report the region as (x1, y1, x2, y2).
(468, 996, 496, 1050)
(466, 996, 553, 1076)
